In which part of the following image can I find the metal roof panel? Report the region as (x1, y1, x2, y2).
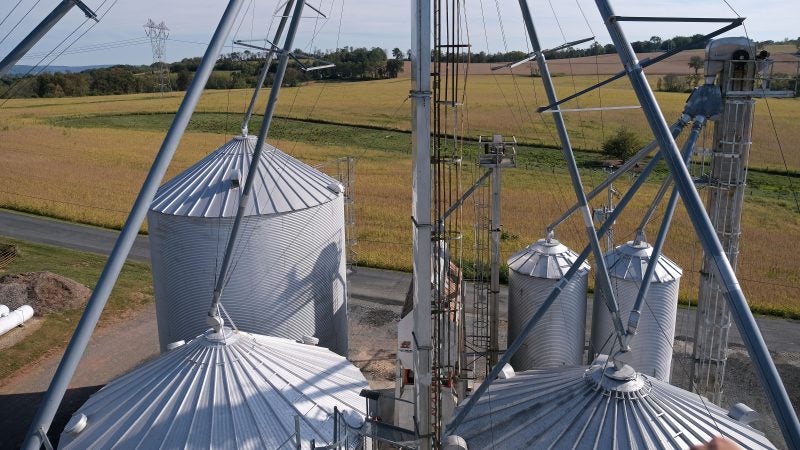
(447, 361, 776, 449)
(59, 329, 368, 449)
(507, 238, 590, 279)
(151, 135, 341, 217)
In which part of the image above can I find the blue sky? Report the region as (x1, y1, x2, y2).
(1, 0, 797, 67)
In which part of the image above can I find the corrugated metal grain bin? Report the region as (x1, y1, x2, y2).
(446, 357, 776, 449)
(147, 135, 348, 355)
(507, 238, 590, 369)
(590, 240, 682, 381)
(59, 329, 369, 449)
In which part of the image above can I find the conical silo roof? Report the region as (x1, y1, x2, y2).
(150, 135, 342, 217)
(606, 240, 682, 282)
(507, 238, 590, 279)
(58, 328, 368, 449)
(446, 358, 776, 449)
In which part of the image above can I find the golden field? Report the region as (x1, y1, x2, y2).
(0, 75, 799, 316)
(4, 74, 799, 171)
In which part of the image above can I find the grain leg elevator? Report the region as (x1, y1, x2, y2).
(691, 37, 797, 404)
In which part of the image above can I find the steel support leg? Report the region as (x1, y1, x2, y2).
(595, 1, 800, 446)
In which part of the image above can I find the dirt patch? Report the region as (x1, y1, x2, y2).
(359, 308, 398, 327)
(0, 271, 91, 315)
(348, 302, 401, 390)
(0, 317, 43, 351)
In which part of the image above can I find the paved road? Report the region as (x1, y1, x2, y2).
(0, 209, 151, 262)
(0, 207, 797, 354)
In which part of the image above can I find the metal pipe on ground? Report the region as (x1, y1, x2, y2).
(0, 305, 34, 336)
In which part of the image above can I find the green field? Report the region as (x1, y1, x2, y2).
(0, 76, 798, 317)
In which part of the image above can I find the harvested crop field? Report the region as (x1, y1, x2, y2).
(0, 69, 799, 316)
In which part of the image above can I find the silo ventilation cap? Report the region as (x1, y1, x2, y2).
(728, 403, 760, 425)
(586, 356, 649, 395)
(64, 413, 88, 435)
(166, 340, 186, 351)
(327, 181, 344, 194)
(300, 335, 320, 345)
(498, 364, 515, 379)
(226, 169, 241, 189)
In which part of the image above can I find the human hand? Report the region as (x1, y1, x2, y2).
(690, 436, 743, 450)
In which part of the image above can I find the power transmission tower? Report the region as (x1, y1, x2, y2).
(144, 19, 171, 94)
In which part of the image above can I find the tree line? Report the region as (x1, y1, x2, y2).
(0, 46, 406, 99)
(449, 34, 713, 63)
(2, 33, 792, 99)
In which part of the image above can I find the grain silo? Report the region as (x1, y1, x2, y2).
(590, 240, 682, 381)
(445, 357, 776, 449)
(148, 135, 348, 355)
(58, 329, 369, 449)
(507, 238, 590, 369)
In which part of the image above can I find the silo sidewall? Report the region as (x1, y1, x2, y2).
(590, 273, 680, 381)
(509, 269, 587, 370)
(149, 196, 348, 356)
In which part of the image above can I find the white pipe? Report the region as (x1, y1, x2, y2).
(0, 305, 9, 317)
(0, 305, 34, 336)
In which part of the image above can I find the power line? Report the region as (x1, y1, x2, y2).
(0, 0, 44, 48)
(0, 0, 27, 31)
(19, 37, 151, 60)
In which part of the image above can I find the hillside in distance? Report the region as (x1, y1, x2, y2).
(5, 64, 111, 75)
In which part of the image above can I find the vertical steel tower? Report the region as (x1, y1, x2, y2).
(691, 37, 796, 404)
(144, 19, 171, 94)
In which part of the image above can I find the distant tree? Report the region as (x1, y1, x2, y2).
(229, 71, 247, 89)
(386, 59, 404, 78)
(687, 55, 704, 86)
(602, 127, 642, 162)
(282, 67, 303, 87)
(204, 72, 229, 89)
(670, 36, 691, 49)
(688, 55, 704, 76)
(631, 40, 650, 53)
(386, 47, 405, 78)
(88, 66, 138, 95)
(659, 73, 691, 92)
(175, 70, 192, 91)
(649, 36, 662, 49)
